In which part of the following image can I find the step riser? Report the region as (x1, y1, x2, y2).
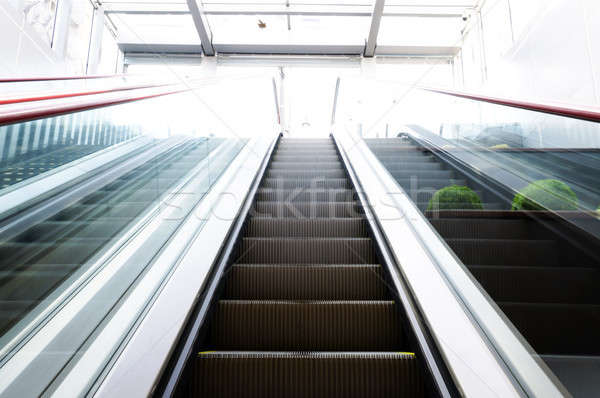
(192, 355, 422, 398)
(501, 303, 600, 355)
(430, 219, 541, 239)
(447, 239, 557, 266)
(270, 162, 343, 170)
(246, 218, 368, 238)
(225, 265, 388, 300)
(211, 301, 403, 350)
(256, 190, 355, 203)
(266, 170, 346, 178)
(272, 156, 339, 162)
(470, 266, 600, 304)
(261, 178, 350, 189)
(253, 202, 364, 218)
(239, 239, 376, 264)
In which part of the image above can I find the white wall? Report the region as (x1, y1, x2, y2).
(459, 0, 600, 106)
(0, 1, 66, 76)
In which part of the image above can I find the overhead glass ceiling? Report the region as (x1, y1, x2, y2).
(103, 0, 480, 54)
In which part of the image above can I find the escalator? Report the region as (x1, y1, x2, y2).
(0, 138, 220, 337)
(166, 137, 449, 397)
(366, 136, 600, 396)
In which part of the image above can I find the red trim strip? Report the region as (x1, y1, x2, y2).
(422, 87, 600, 123)
(0, 88, 190, 126)
(0, 83, 175, 106)
(0, 74, 126, 83)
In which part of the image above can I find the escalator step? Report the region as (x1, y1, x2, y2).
(192, 351, 422, 398)
(256, 189, 354, 202)
(500, 302, 600, 355)
(253, 201, 364, 218)
(269, 162, 343, 170)
(274, 150, 338, 156)
(246, 218, 368, 238)
(469, 265, 600, 304)
(211, 300, 403, 350)
(430, 218, 542, 239)
(390, 169, 455, 179)
(239, 238, 376, 264)
(384, 162, 444, 171)
(272, 155, 340, 162)
(225, 264, 387, 300)
(421, 202, 505, 212)
(394, 178, 467, 190)
(261, 178, 350, 189)
(266, 169, 346, 178)
(446, 238, 558, 266)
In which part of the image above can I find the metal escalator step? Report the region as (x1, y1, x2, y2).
(253, 201, 364, 218)
(261, 178, 350, 189)
(500, 302, 600, 355)
(403, 189, 484, 204)
(246, 218, 368, 237)
(276, 144, 337, 150)
(256, 189, 354, 202)
(17, 219, 130, 242)
(266, 169, 346, 178)
(274, 150, 338, 156)
(421, 202, 505, 212)
(0, 239, 107, 267)
(271, 155, 339, 162)
(269, 162, 343, 170)
(192, 351, 422, 398)
(469, 265, 600, 304)
(374, 154, 434, 162)
(391, 169, 455, 179)
(211, 300, 403, 350)
(52, 203, 147, 220)
(380, 156, 436, 165)
(394, 178, 467, 190)
(446, 238, 558, 266)
(239, 238, 376, 264)
(225, 264, 387, 300)
(429, 218, 542, 239)
(384, 162, 443, 171)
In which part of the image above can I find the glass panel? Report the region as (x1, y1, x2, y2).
(378, 16, 463, 46)
(337, 77, 600, 396)
(0, 74, 277, 395)
(107, 13, 200, 44)
(209, 14, 370, 45)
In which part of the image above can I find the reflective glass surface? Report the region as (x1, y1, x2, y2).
(337, 78, 600, 396)
(0, 74, 277, 395)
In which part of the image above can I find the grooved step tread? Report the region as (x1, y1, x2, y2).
(193, 352, 422, 398)
(253, 201, 364, 218)
(246, 218, 368, 237)
(226, 264, 387, 300)
(261, 178, 350, 189)
(239, 238, 376, 264)
(469, 265, 600, 304)
(256, 188, 354, 203)
(500, 302, 600, 355)
(210, 300, 404, 351)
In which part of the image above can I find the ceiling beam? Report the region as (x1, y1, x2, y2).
(364, 0, 385, 57)
(104, 3, 463, 18)
(186, 0, 215, 56)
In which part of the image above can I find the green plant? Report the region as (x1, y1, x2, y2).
(427, 185, 484, 211)
(511, 179, 578, 211)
